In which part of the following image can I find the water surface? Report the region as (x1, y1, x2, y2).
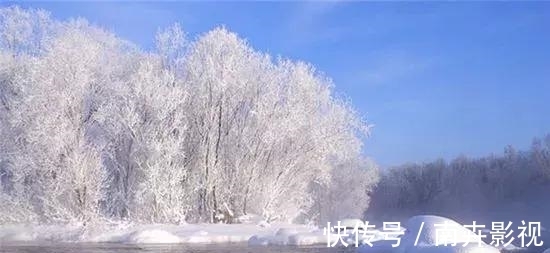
(0, 243, 356, 253)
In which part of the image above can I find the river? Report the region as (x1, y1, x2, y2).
(0, 243, 357, 253)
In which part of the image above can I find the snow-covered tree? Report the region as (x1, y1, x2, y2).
(0, 6, 55, 56)
(311, 157, 379, 225)
(0, 6, 376, 224)
(96, 56, 191, 223)
(12, 24, 107, 221)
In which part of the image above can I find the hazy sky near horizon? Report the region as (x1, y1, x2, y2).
(4, 2, 550, 167)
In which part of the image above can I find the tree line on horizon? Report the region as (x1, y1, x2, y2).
(367, 134, 550, 223)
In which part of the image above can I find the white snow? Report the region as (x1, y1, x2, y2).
(0, 214, 524, 252)
(124, 229, 182, 244)
(495, 243, 526, 252)
(0, 220, 328, 245)
(339, 218, 365, 229)
(247, 221, 391, 246)
(358, 215, 501, 253)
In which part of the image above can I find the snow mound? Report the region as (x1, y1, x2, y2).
(401, 215, 480, 247)
(124, 229, 181, 244)
(397, 215, 499, 253)
(358, 215, 501, 253)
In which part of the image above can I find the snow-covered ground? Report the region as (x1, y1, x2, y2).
(0, 217, 393, 247)
(0, 222, 311, 245)
(0, 213, 346, 246)
(0, 223, 369, 248)
(0, 214, 540, 253)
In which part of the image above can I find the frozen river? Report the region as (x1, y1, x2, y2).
(0, 243, 356, 253)
(0, 242, 546, 253)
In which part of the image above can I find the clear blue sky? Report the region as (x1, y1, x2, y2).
(5, 2, 550, 167)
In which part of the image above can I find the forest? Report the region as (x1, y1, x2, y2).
(0, 6, 377, 225)
(367, 135, 550, 225)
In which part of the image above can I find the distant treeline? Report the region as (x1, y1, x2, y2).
(367, 134, 550, 224)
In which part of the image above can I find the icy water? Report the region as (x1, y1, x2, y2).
(0, 243, 544, 253)
(0, 243, 356, 253)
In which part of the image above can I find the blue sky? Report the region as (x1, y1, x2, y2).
(5, 2, 550, 167)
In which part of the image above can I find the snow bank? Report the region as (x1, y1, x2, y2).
(401, 215, 479, 247)
(247, 222, 388, 246)
(124, 229, 181, 244)
(0, 221, 324, 245)
(358, 215, 501, 253)
(0, 223, 84, 242)
(0, 215, 508, 251)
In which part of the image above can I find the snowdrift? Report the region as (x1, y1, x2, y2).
(0, 219, 381, 246)
(0, 215, 526, 252)
(247, 218, 397, 246)
(358, 215, 501, 253)
(0, 221, 326, 245)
